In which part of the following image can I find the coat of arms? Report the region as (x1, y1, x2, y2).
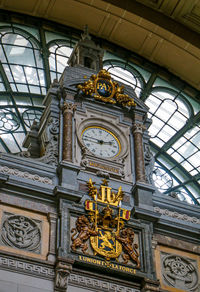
(71, 179, 140, 268)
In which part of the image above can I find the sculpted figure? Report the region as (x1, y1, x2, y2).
(71, 215, 97, 253)
(116, 228, 140, 268)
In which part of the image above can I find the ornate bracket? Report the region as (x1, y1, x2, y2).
(55, 261, 73, 291)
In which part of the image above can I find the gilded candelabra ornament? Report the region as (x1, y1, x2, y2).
(71, 179, 140, 267)
(77, 70, 136, 108)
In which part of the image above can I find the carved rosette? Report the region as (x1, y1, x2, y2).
(132, 123, 146, 183)
(62, 102, 76, 161)
(1, 214, 41, 253)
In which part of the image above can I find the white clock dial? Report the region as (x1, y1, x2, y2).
(81, 127, 121, 158)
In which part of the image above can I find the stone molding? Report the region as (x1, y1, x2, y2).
(0, 255, 54, 278)
(69, 273, 140, 292)
(154, 207, 200, 224)
(0, 165, 53, 185)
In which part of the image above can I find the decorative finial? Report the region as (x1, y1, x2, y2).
(82, 24, 91, 41)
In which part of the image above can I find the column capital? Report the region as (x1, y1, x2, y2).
(62, 102, 76, 114)
(133, 123, 146, 134)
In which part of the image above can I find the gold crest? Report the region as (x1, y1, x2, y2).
(71, 179, 140, 267)
(77, 70, 136, 107)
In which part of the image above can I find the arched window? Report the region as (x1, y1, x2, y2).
(48, 40, 74, 81)
(145, 88, 191, 147)
(0, 27, 46, 94)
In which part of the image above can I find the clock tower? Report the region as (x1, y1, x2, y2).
(0, 26, 199, 292)
(23, 28, 159, 291)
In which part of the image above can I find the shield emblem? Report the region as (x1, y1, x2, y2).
(95, 79, 114, 98)
(90, 228, 122, 259)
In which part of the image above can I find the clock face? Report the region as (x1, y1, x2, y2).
(81, 126, 121, 158)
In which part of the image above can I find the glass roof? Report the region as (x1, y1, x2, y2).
(0, 19, 199, 205)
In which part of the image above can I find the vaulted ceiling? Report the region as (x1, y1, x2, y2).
(1, 0, 200, 90)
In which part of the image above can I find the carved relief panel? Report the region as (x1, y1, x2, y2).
(155, 245, 200, 291)
(0, 204, 50, 260)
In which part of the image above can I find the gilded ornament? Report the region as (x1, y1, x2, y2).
(71, 179, 140, 267)
(116, 228, 140, 267)
(71, 215, 98, 254)
(77, 70, 136, 108)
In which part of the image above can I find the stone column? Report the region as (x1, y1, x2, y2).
(47, 212, 57, 262)
(133, 123, 146, 183)
(54, 260, 73, 292)
(62, 102, 76, 161)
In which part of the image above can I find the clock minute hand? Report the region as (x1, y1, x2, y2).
(84, 136, 100, 143)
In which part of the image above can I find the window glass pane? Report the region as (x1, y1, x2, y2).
(158, 125, 176, 141)
(187, 153, 200, 168)
(145, 94, 161, 114)
(1, 133, 20, 152)
(149, 116, 164, 137)
(16, 84, 29, 92)
(156, 99, 177, 121)
(171, 152, 184, 162)
(177, 141, 197, 158)
(167, 112, 187, 130)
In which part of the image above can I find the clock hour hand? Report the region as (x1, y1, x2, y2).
(100, 140, 113, 145)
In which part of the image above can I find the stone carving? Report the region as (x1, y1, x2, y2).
(0, 165, 53, 185)
(144, 143, 154, 184)
(116, 228, 140, 267)
(1, 214, 41, 253)
(0, 255, 54, 278)
(154, 207, 200, 224)
(55, 261, 72, 291)
(40, 117, 59, 166)
(69, 274, 140, 292)
(56, 270, 68, 290)
(71, 215, 98, 253)
(141, 278, 160, 291)
(162, 255, 198, 290)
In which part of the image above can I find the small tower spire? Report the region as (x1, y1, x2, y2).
(68, 25, 104, 71)
(82, 24, 91, 40)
